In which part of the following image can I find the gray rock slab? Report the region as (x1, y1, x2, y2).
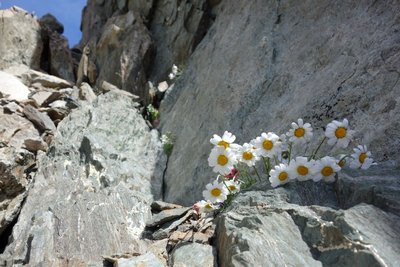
(152, 210, 194, 240)
(0, 91, 167, 265)
(171, 242, 216, 267)
(159, 0, 400, 205)
(0, 7, 43, 70)
(151, 201, 183, 212)
(147, 207, 190, 228)
(23, 105, 56, 133)
(116, 252, 165, 267)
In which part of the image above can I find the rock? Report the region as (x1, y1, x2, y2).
(160, 0, 400, 205)
(151, 201, 183, 212)
(94, 11, 153, 100)
(149, 0, 211, 82)
(0, 7, 43, 70)
(0, 91, 167, 265)
(99, 80, 140, 101)
(0, 109, 41, 150)
(171, 242, 216, 267)
(23, 105, 57, 133)
(24, 138, 48, 152)
(3, 102, 23, 114)
(152, 210, 194, 240)
(114, 252, 165, 267)
(0, 147, 34, 237)
(76, 45, 97, 86)
(30, 91, 54, 107)
(47, 31, 75, 82)
(168, 230, 210, 245)
(127, 0, 155, 19)
(79, 83, 97, 103)
(0, 71, 30, 102)
(147, 207, 190, 228)
(39, 13, 64, 34)
(147, 239, 169, 265)
(28, 70, 73, 89)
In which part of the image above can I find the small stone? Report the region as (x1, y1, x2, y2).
(171, 242, 216, 267)
(79, 83, 97, 103)
(24, 138, 48, 152)
(146, 207, 190, 228)
(30, 91, 54, 107)
(114, 252, 164, 267)
(169, 230, 210, 245)
(3, 102, 22, 114)
(23, 105, 56, 133)
(0, 71, 30, 102)
(152, 210, 194, 240)
(151, 201, 183, 212)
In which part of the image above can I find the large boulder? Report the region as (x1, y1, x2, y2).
(160, 0, 400, 205)
(0, 92, 167, 265)
(0, 7, 43, 70)
(217, 170, 400, 266)
(0, 71, 30, 101)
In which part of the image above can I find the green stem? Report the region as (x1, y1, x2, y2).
(288, 142, 293, 164)
(310, 137, 327, 160)
(262, 157, 271, 178)
(253, 166, 262, 182)
(222, 180, 232, 194)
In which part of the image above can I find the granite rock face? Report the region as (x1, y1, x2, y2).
(0, 92, 166, 265)
(0, 7, 43, 70)
(160, 0, 400, 205)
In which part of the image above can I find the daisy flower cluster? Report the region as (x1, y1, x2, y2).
(193, 118, 376, 215)
(168, 64, 181, 80)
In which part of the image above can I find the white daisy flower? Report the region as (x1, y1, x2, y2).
(168, 73, 175, 80)
(287, 118, 313, 144)
(210, 131, 239, 150)
(269, 163, 293, 187)
(337, 154, 348, 168)
(237, 143, 259, 167)
(313, 156, 341, 183)
(254, 132, 282, 158)
(208, 146, 237, 175)
(202, 180, 229, 203)
(349, 145, 376, 170)
(288, 156, 316, 181)
(325, 119, 355, 148)
(225, 180, 241, 194)
(193, 200, 215, 214)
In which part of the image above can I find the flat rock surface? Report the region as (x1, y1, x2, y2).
(171, 242, 216, 267)
(147, 207, 190, 228)
(0, 71, 30, 101)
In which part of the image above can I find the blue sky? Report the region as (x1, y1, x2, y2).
(0, 0, 86, 47)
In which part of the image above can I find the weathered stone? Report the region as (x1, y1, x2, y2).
(39, 13, 64, 34)
(151, 201, 183, 212)
(160, 0, 400, 205)
(0, 91, 167, 265)
(95, 11, 153, 100)
(152, 210, 194, 240)
(0, 71, 30, 102)
(114, 252, 165, 267)
(46, 107, 69, 122)
(0, 109, 41, 149)
(47, 31, 75, 82)
(149, 0, 211, 82)
(127, 0, 154, 19)
(0, 7, 43, 70)
(79, 83, 97, 103)
(30, 91, 54, 107)
(76, 45, 96, 86)
(168, 230, 210, 245)
(99, 80, 140, 101)
(29, 71, 73, 89)
(147, 239, 168, 266)
(3, 102, 23, 114)
(171, 242, 216, 267)
(24, 138, 48, 152)
(23, 105, 57, 133)
(216, 180, 400, 267)
(147, 207, 190, 228)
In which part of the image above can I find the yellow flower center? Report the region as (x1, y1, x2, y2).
(217, 155, 228, 166)
(335, 127, 347, 139)
(218, 140, 229, 149)
(205, 203, 213, 209)
(359, 153, 367, 163)
(294, 127, 305, 138)
(321, 166, 333, 177)
(243, 151, 253, 160)
(263, 140, 273, 150)
(297, 166, 309, 176)
(229, 185, 236, 191)
(278, 171, 288, 181)
(211, 188, 222, 197)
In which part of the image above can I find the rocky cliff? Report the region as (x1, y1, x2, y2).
(0, 0, 399, 266)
